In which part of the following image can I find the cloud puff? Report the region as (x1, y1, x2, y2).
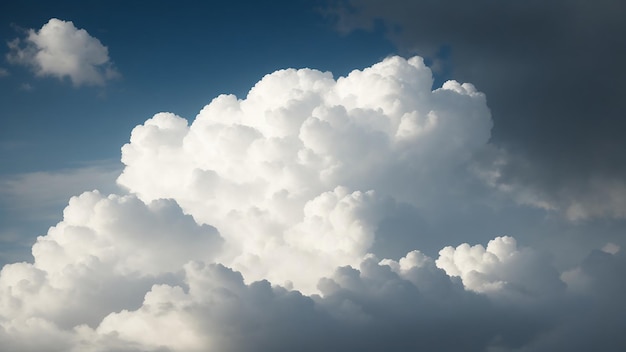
(436, 236, 565, 299)
(0, 56, 624, 351)
(6, 18, 119, 86)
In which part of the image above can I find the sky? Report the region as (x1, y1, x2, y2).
(0, 1, 625, 351)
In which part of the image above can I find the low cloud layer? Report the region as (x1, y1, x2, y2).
(6, 18, 119, 86)
(0, 56, 624, 351)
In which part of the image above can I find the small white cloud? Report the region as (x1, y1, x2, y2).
(0, 68, 9, 77)
(6, 18, 119, 87)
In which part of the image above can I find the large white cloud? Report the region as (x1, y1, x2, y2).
(117, 56, 493, 292)
(0, 55, 624, 351)
(6, 18, 119, 86)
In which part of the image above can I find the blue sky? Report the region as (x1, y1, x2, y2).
(0, 1, 625, 351)
(0, 1, 398, 259)
(1, 0, 394, 172)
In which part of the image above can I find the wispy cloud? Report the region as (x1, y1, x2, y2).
(0, 160, 122, 215)
(18, 82, 33, 91)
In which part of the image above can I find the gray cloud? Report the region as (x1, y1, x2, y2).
(330, 0, 626, 220)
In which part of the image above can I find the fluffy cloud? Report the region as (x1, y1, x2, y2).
(117, 56, 492, 292)
(436, 236, 565, 299)
(6, 18, 119, 86)
(2, 236, 613, 352)
(0, 191, 221, 330)
(0, 56, 624, 351)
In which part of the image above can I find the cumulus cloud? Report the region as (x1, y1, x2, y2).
(0, 56, 624, 351)
(1, 190, 221, 332)
(117, 56, 493, 292)
(436, 236, 565, 299)
(6, 18, 119, 86)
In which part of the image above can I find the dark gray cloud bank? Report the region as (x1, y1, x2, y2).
(331, 0, 626, 221)
(1, 9, 626, 351)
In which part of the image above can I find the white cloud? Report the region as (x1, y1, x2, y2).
(118, 56, 493, 292)
(435, 236, 565, 299)
(6, 18, 119, 86)
(0, 56, 624, 351)
(0, 68, 9, 77)
(1, 190, 221, 331)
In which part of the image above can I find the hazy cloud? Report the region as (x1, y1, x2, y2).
(0, 162, 122, 214)
(6, 18, 120, 86)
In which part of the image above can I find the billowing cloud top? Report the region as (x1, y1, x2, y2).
(1, 56, 624, 351)
(117, 56, 492, 292)
(7, 18, 119, 86)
